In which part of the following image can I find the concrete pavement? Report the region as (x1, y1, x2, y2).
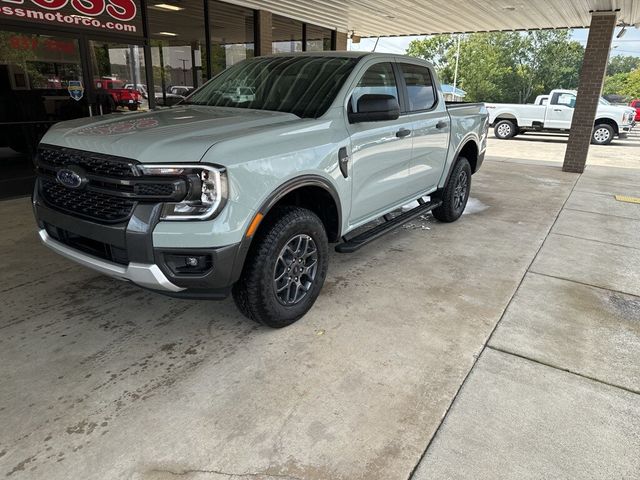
(413, 133, 640, 479)
(1, 132, 639, 479)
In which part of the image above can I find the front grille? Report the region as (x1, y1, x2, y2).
(134, 183, 175, 196)
(36, 145, 187, 223)
(39, 147, 136, 177)
(45, 224, 129, 265)
(41, 178, 136, 223)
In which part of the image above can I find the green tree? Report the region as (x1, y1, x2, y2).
(406, 30, 584, 103)
(607, 55, 640, 76)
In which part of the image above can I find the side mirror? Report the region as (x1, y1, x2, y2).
(349, 94, 400, 123)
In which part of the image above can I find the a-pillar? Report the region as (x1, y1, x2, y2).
(562, 12, 617, 173)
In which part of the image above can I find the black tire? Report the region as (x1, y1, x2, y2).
(432, 157, 472, 223)
(232, 206, 329, 328)
(591, 124, 614, 145)
(494, 119, 516, 139)
(127, 105, 139, 111)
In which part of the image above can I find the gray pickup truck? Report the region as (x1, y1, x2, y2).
(33, 52, 488, 327)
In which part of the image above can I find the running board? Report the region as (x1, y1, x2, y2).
(335, 199, 442, 253)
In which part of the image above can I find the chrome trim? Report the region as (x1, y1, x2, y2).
(38, 229, 184, 292)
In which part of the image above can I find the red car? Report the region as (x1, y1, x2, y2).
(630, 99, 640, 122)
(95, 78, 142, 111)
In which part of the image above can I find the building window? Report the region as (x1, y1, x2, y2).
(306, 25, 332, 52)
(209, 1, 255, 76)
(272, 15, 303, 53)
(147, 0, 207, 104)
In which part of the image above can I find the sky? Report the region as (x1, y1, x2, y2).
(348, 27, 640, 57)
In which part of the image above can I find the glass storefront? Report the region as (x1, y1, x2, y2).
(272, 15, 303, 53)
(148, 0, 206, 106)
(0, 31, 88, 197)
(0, 1, 338, 198)
(210, 1, 254, 76)
(306, 25, 333, 51)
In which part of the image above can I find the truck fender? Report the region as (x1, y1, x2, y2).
(438, 135, 480, 190)
(228, 175, 343, 284)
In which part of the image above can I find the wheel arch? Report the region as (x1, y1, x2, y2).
(594, 117, 619, 135)
(439, 137, 480, 191)
(229, 175, 342, 285)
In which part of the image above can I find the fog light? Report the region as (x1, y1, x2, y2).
(164, 253, 213, 275)
(185, 256, 199, 267)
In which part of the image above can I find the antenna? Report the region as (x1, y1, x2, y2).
(372, 36, 380, 52)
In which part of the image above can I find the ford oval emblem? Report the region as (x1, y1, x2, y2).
(56, 168, 84, 189)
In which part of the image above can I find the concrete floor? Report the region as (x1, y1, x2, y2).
(1, 132, 639, 479)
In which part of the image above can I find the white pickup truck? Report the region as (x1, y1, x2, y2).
(487, 89, 635, 145)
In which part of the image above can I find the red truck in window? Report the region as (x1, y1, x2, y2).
(95, 78, 142, 111)
(630, 99, 640, 122)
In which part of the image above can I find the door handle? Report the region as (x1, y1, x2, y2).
(396, 128, 411, 138)
(553, 109, 563, 112)
(435, 120, 449, 129)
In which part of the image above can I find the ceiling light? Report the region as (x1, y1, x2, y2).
(157, 32, 178, 36)
(153, 3, 184, 11)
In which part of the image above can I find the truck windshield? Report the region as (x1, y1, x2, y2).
(184, 56, 359, 118)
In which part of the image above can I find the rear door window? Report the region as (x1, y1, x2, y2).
(399, 63, 437, 112)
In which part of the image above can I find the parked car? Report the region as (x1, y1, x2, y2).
(630, 99, 640, 122)
(154, 92, 185, 107)
(124, 83, 148, 99)
(32, 53, 488, 327)
(95, 78, 142, 111)
(168, 86, 194, 97)
(487, 89, 635, 145)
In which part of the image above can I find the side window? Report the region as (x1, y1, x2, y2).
(400, 63, 436, 111)
(351, 62, 398, 112)
(552, 92, 576, 108)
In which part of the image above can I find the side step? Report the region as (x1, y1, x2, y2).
(335, 199, 442, 253)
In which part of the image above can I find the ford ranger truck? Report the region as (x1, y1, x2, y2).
(33, 53, 488, 328)
(487, 89, 635, 145)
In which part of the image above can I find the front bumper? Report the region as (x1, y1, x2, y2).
(34, 186, 243, 299)
(38, 228, 183, 292)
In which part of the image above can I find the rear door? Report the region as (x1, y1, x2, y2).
(397, 61, 449, 195)
(544, 91, 576, 129)
(346, 61, 414, 225)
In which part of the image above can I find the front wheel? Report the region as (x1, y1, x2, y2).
(591, 124, 614, 145)
(432, 157, 472, 223)
(232, 206, 329, 328)
(494, 120, 516, 139)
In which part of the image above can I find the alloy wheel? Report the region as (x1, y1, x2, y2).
(273, 234, 318, 305)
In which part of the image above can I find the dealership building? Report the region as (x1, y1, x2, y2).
(1, 0, 639, 198)
(0, 0, 348, 197)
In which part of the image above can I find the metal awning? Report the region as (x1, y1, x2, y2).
(227, 0, 639, 36)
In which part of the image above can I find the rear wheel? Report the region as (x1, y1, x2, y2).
(494, 119, 516, 139)
(591, 124, 614, 145)
(432, 157, 472, 223)
(127, 105, 139, 111)
(232, 206, 329, 328)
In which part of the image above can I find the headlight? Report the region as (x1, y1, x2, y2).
(136, 164, 227, 220)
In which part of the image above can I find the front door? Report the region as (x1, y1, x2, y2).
(0, 30, 88, 198)
(544, 91, 576, 129)
(347, 61, 413, 225)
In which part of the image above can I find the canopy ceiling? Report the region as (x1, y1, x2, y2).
(226, 0, 640, 36)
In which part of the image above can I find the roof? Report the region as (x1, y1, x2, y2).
(441, 85, 467, 97)
(227, 0, 640, 37)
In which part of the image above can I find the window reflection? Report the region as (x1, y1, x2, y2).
(272, 15, 303, 53)
(210, 1, 255, 75)
(148, 0, 206, 106)
(306, 25, 332, 52)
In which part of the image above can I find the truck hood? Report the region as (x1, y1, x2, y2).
(41, 105, 300, 163)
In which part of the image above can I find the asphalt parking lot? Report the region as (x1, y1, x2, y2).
(1, 132, 639, 479)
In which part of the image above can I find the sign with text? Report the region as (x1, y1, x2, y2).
(1, 0, 142, 35)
